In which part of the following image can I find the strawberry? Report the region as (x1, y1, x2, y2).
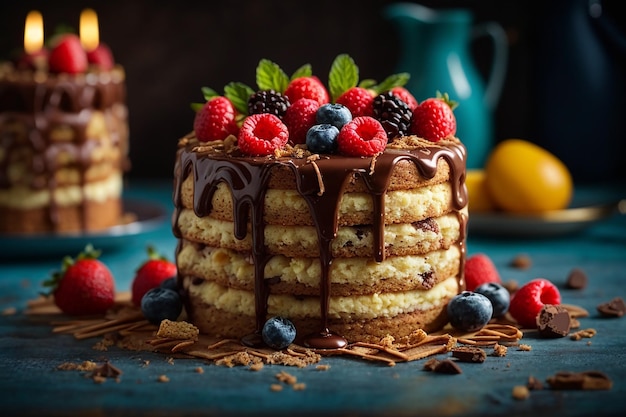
(43, 245, 115, 315)
(336, 87, 375, 118)
(337, 116, 387, 157)
(131, 246, 177, 306)
(464, 253, 501, 291)
(390, 86, 418, 112)
(410, 92, 457, 142)
(508, 278, 561, 328)
(86, 43, 114, 70)
(283, 98, 320, 144)
(284, 76, 330, 106)
(194, 96, 239, 142)
(48, 34, 88, 74)
(238, 113, 289, 156)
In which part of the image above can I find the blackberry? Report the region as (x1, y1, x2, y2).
(372, 91, 413, 140)
(248, 90, 290, 119)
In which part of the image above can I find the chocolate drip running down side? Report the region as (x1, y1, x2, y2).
(0, 65, 128, 231)
(173, 136, 467, 349)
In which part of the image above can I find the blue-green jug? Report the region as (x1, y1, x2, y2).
(385, 3, 508, 169)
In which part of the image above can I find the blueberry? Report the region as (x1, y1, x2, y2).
(474, 282, 510, 318)
(306, 124, 339, 154)
(160, 276, 178, 291)
(447, 291, 493, 332)
(316, 103, 352, 129)
(262, 316, 296, 350)
(141, 287, 183, 324)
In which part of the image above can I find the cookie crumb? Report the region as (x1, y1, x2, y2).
(157, 319, 199, 340)
(570, 328, 597, 340)
(293, 383, 306, 391)
(518, 344, 532, 351)
(270, 384, 283, 392)
(510, 254, 532, 270)
(276, 371, 297, 385)
(195, 367, 204, 374)
(249, 362, 264, 372)
(157, 374, 170, 383)
(316, 364, 330, 371)
(492, 343, 507, 357)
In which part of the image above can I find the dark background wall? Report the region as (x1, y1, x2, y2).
(1, 0, 625, 183)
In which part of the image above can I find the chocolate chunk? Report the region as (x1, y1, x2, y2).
(536, 304, 571, 338)
(510, 254, 532, 270)
(597, 297, 626, 317)
(423, 358, 462, 374)
(526, 375, 544, 390)
(451, 346, 486, 363)
(546, 371, 612, 390)
(565, 268, 587, 289)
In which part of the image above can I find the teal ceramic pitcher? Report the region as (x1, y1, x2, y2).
(385, 3, 508, 169)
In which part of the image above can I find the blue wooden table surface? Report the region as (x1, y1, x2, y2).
(1, 180, 625, 417)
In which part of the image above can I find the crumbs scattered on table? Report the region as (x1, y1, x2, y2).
(570, 328, 597, 340)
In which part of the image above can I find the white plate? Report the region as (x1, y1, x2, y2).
(0, 199, 168, 259)
(468, 200, 626, 237)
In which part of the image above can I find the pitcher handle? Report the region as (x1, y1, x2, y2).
(472, 22, 508, 110)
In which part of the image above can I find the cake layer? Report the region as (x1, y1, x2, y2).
(180, 177, 454, 227)
(177, 240, 461, 295)
(0, 173, 122, 209)
(177, 209, 463, 258)
(183, 276, 459, 343)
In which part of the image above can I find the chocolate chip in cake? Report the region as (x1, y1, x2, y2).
(597, 297, 626, 317)
(565, 268, 587, 289)
(412, 218, 439, 234)
(536, 304, 571, 338)
(546, 371, 612, 390)
(451, 346, 486, 363)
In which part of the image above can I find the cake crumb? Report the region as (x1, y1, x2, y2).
(166, 357, 175, 365)
(1, 307, 17, 316)
(492, 343, 507, 357)
(157, 374, 170, 383)
(195, 367, 204, 374)
(157, 319, 199, 340)
(518, 344, 532, 351)
(270, 384, 283, 392)
(316, 364, 330, 371)
(570, 328, 597, 340)
(512, 385, 530, 400)
(276, 370, 297, 385)
(57, 361, 98, 372)
(510, 254, 532, 269)
(293, 383, 306, 391)
(249, 362, 264, 372)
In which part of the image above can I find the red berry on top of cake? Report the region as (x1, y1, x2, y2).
(0, 23, 128, 235)
(173, 54, 467, 349)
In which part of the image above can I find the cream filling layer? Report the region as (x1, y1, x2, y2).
(178, 241, 460, 289)
(176, 209, 461, 256)
(185, 275, 459, 320)
(0, 173, 122, 209)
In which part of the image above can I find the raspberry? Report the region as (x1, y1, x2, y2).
(337, 116, 387, 157)
(508, 278, 561, 328)
(238, 113, 289, 156)
(410, 95, 457, 142)
(390, 86, 418, 111)
(283, 98, 319, 145)
(464, 253, 501, 291)
(194, 96, 239, 142)
(336, 87, 374, 117)
(284, 77, 330, 106)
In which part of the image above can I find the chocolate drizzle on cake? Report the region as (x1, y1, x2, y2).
(173, 135, 467, 349)
(0, 64, 128, 232)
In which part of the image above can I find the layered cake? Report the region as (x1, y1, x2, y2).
(173, 55, 467, 348)
(0, 22, 128, 234)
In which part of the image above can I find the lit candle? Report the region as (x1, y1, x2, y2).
(79, 8, 99, 52)
(24, 10, 44, 54)
(18, 10, 47, 70)
(80, 8, 114, 70)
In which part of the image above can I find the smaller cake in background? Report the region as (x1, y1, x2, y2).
(0, 11, 129, 234)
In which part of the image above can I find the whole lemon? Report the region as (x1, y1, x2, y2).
(485, 139, 573, 212)
(465, 169, 495, 212)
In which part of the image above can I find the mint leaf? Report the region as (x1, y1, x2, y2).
(224, 81, 255, 115)
(190, 102, 204, 112)
(291, 64, 312, 80)
(328, 54, 359, 101)
(373, 73, 410, 94)
(358, 78, 377, 89)
(256, 59, 289, 93)
(201, 86, 219, 101)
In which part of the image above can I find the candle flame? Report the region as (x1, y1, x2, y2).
(80, 8, 99, 52)
(24, 11, 44, 54)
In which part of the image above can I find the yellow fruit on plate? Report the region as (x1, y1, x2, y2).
(485, 139, 573, 213)
(465, 169, 495, 212)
